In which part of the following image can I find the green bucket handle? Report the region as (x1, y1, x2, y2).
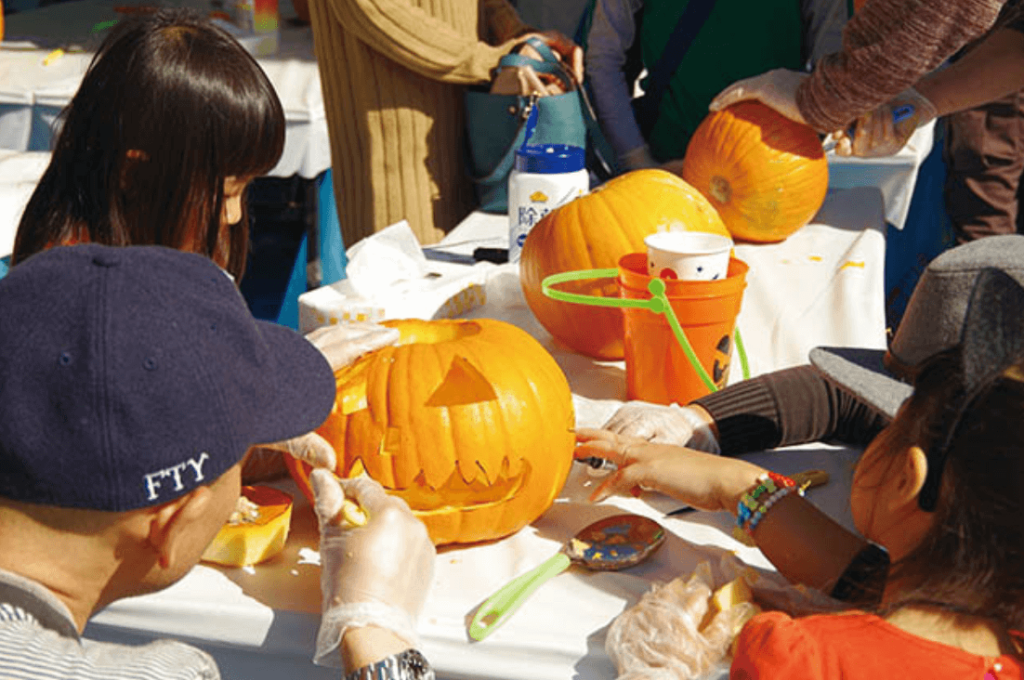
(541, 268, 750, 391)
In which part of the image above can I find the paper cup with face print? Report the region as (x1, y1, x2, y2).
(644, 231, 733, 281)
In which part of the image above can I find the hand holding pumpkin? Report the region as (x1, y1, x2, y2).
(261, 430, 337, 471)
(574, 428, 764, 510)
(312, 470, 435, 666)
(709, 68, 809, 126)
(305, 321, 400, 372)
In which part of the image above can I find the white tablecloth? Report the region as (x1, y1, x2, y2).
(0, 150, 50, 259)
(84, 187, 887, 680)
(0, 0, 328, 179)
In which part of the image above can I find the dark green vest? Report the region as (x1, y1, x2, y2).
(639, 0, 805, 161)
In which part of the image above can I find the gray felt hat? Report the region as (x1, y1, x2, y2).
(809, 234, 1024, 419)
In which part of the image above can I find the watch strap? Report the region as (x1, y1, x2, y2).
(830, 542, 890, 604)
(344, 649, 434, 680)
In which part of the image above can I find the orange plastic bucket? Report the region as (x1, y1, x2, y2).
(618, 252, 748, 405)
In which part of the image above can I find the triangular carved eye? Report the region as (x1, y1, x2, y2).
(425, 355, 497, 407)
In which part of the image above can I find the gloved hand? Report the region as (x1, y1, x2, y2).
(312, 470, 436, 667)
(831, 88, 937, 158)
(709, 69, 809, 126)
(259, 323, 398, 474)
(261, 431, 337, 471)
(305, 321, 400, 372)
(606, 561, 761, 679)
(602, 401, 720, 453)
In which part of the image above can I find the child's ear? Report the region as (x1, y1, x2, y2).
(146, 487, 214, 569)
(886, 445, 929, 511)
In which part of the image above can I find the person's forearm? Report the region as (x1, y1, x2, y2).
(324, 0, 516, 84)
(692, 365, 886, 455)
(341, 626, 414, 675)
(796, 0, 1004, 131)
(917, 28, 1024, 117)
(585, 0, 648, 162)
(750, 492, 867, 593)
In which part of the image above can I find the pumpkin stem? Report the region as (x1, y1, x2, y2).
(709, 176, 732, 205)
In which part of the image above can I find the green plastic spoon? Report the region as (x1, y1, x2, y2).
(468, 514, 666, 641)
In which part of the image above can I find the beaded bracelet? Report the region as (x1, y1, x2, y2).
(746, 485, 800, 533)
(735, 472, 801, 534)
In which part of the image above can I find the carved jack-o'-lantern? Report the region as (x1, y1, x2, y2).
(286, 318, 576, 546)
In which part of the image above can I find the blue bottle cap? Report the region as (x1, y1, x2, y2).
(514, 144, 586, 174)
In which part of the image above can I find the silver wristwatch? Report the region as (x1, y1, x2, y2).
(344, 649, 434, 680)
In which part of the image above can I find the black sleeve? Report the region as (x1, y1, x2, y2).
(998, 1, 1024, 34)
(692, 365, 890, 455)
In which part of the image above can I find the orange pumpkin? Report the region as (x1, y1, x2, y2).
(519, 169, 730, 360)
(680, 101, 829, 243)
(201, 485, 293, 567)
(286, 318, 576, 546)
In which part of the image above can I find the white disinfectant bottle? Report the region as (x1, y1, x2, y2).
(508, 143, 588, 264)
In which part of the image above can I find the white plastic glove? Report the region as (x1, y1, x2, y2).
(312, 470, 436, 667)
(831, 88, 937, 158)
(259, 323, 398, 474)
(261, 431, 337, 471)
(305, 321, 400, 372)
(602, 401, 720, 453)
(709, 68, 809, 125)
(606, 561, 760, 679)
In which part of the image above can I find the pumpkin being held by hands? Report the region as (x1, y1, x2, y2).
(287, 318, 576, 546)
(680, 101, 828, 243)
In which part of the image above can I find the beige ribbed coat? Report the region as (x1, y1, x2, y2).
(308, 0, 529, 246)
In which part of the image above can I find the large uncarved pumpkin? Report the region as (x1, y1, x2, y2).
(519, 169, 730, 360)
(680, 102, 829, 243)
(286, 318, 576, 546)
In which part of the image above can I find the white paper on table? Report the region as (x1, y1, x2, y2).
(731, 186, 889, 378)
(299, 220, 494, 332)
(0, 151, 50, 258)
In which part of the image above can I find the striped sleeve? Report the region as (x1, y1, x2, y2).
(0, 615, 219, 680)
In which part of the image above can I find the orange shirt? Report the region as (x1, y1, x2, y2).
(732, 611, 1022, 680)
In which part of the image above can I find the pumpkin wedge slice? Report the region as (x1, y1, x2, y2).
(201, 485, 293, 567)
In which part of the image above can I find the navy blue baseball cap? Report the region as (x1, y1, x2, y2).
(0, 244, 336, 511)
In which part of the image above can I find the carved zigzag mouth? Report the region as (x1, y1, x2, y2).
(342, 458, 531, 513)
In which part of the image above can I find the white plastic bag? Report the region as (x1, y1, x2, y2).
(606, 554, 843, 680)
